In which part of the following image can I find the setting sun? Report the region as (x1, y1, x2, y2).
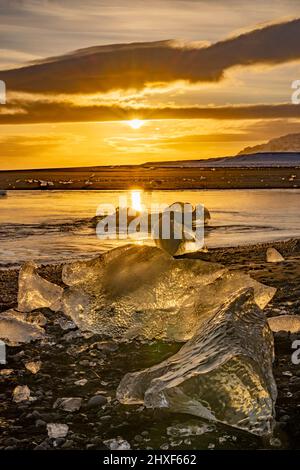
(128, 119, 144, 129)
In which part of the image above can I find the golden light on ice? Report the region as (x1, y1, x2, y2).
(128, 119, 144, 129)
(130, 190, 142, 211)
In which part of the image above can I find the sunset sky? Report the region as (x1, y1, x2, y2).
(1, 0, 300, 169)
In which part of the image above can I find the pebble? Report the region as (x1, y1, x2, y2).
(34, 440, 51, 451)
(35, 419, 46, 428)
(74, 379, 88, 386)
(95, 341, 118, 353)
(61, 440, 74, 449)
(279, 414, 290, 423)
(79, 360, 89, 367)
(63, 330, 82, 342)
(269, 437, 282, 447)
(87, 395, 107, 408)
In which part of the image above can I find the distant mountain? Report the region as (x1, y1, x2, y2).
(143, 151, 300, 168)
(143, 133, 300, 168)
(238, 133, 300, 155)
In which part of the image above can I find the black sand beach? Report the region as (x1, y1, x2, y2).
(1, 239, 300, 450)
(0, 166, 300, 190)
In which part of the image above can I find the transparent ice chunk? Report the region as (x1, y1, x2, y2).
(117, 289, 277, 436)
(61, 245, 275, 341)
(266, 248, 285, 263)
(12, 385, 31, 403)
(18, 261, 63, 313)
(62, 245, 226, 340)
(0, 309, 45, 346)
(152, 203, 210, 256)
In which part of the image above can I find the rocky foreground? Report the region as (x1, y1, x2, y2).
(1, 239, 300, 450)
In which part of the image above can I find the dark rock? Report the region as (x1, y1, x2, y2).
(279, 414, 290, 423)
(34, 440, 51, 450)
(87, 395, 107, 408)
(35, 419, 46, 428)
(95, 341, 118, 353)
(61, 439, 74, 449)
(274, 331, 290, 341)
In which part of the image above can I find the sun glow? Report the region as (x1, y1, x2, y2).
(130, 190, 143, 211)
(128, 119, 144, 129)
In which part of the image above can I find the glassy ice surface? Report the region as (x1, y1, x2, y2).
(117, 290, 277, 436)
(18, 262, 63, 312)
(1, 189, 300, 265)
(0, 309, 45, 345)
(61, 245, 275, 340)
(61, 245, 226, 340)
(266, 247, 285, 263)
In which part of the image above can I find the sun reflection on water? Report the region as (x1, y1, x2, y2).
(130, 190, 143, 212)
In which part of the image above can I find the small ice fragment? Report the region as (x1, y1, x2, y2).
(55, 317, 76, 331)
(25, 361, 41, 374)
(266, 248, 285, 263)
(53, 397, 82, 412)
(0, 309, 45, 346)
(74, 379, 87, 386)
(269, 437, 282, 447)
(47, 423, 69, 439)
(0, 369, 13, 376)
(167, 423, 215, 437)
(103, 437, 131, 450)
(13, 385, 31, 403)
(153, 203, 210, 256)
(268, 315, 300, 333)
(18, 262, 63, 312)
(117, 289, 277, 436)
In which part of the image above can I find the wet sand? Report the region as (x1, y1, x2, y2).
(0, 166, 300, 190)
(1, 239, 300, 450)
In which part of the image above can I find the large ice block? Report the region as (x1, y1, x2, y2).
(117, 289, 277, 436)
(18, 261, 63, 313)
(62, 245, 226, 340)
(61, 245, 276, 341)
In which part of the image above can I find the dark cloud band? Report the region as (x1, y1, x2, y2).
(0, 102, 300, 124)
(1, 18, 300, 94)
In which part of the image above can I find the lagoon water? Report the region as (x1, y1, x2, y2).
(1, 189, 300, 266)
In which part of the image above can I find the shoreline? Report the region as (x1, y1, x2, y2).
(1, 167, 300, 190)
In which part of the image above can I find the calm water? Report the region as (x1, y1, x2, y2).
(1, 189, 300, 266)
